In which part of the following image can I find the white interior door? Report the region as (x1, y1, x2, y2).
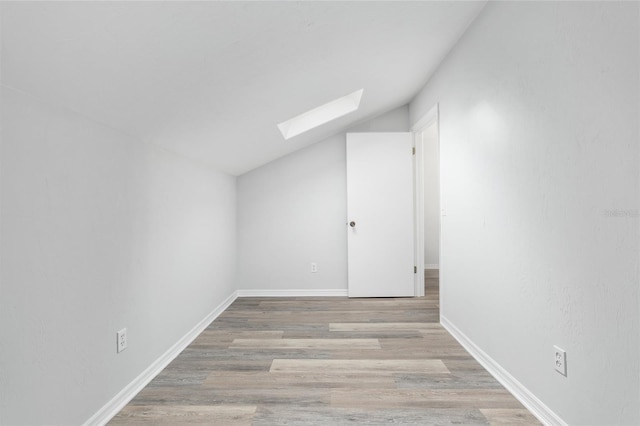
(346, 132, 415, 297)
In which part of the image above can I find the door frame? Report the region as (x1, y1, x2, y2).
(412, 104, 440, 298)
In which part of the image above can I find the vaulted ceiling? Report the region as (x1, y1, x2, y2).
(1, 1, 486, 175)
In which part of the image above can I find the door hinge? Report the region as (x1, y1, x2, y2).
(412, 147, 416, 155)
(414, 266, 417, 274)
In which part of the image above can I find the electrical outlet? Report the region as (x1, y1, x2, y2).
(117, 328, 127, 353)
(310, 262, 318, 273)
(554, 345, 566, 376)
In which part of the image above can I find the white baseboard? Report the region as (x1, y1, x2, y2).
(237, 288, 348, 297)
(424, 264, 440, 269)
(84, 291, 239, 426)
(441, 316, 566, 426)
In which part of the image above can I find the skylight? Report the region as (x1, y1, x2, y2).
(278, 89, 364, 140)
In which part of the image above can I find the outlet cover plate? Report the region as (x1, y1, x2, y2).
(554, 345, 566, 376)
(117, 328, 127, 353)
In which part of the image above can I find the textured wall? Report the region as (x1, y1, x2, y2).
(0, 86, 237, 425)
(411, 2, 639, 424)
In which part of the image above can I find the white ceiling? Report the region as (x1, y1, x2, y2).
(1, 1, 486, 175)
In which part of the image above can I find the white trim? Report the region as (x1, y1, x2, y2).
(424, 264, 440, 270)
(412, 103, 439, 298)
(237, 289, 348, 297)
(84, 291, 239, 426)
(441, 316, 567, 426)
(411, 104, 439, 132)
(413, 131, 425, 297)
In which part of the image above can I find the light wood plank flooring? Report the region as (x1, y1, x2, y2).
(109, 272, 539, 425)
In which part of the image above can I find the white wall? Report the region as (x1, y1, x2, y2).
(422, 122, 440, 268)
(236, 106, 409, 293)
(0, 86, 237, 425)
(411, 2, 639, 425)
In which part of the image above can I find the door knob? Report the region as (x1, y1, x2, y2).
(349, 221, 356, 227)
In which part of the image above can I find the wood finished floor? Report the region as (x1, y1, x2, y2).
(109, 271, 540, 425)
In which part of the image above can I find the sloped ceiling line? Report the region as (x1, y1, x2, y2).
(1, 1, 486, 175)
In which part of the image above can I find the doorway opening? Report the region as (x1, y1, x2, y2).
(413, 105, 441, 311)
